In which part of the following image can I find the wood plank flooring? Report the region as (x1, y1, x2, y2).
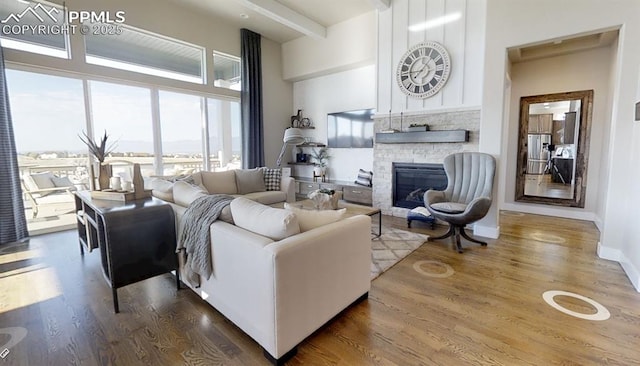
(1, 211, 639, 365)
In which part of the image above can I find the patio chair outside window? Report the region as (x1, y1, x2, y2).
(22, 172, 77, 218)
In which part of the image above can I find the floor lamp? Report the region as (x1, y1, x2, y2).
(276, 128, 305, 167)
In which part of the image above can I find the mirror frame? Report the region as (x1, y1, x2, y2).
(515, 90, 593, 207)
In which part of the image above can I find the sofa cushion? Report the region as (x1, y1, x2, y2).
(51, 176, 75, 189)
(241, 191, 287, 205)
(262, 168, 282, 191)
(283, 203, 347, 232)
(173, 181, 208, 207)
(430, 202, 467, 214)
(150, 178, 175, 202)
(200, 170, 238, 195)
(231, 197, 300, 240)
(235, 168, 266, 194)
(24, 172, 56, 197)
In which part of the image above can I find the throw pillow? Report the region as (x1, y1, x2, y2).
(200, 170, 238, 194)
(168, 174, 196, 186)
(51, 176, 74, 188)
(235, 168, 266, 194)
(25, 172, 55, 196)
(354, 169, 373, 187)
(150, 178, 175, 202)
(28, 172, 55, 189)
(173, 180, 208, 207)
(283, 203, 347, 232)
(263, 168, 282, 191)
(230, 197, 300, 240)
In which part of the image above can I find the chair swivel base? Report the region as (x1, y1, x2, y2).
(427, 224, 487, 253)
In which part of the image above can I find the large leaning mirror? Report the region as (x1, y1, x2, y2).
(515, 90, 593, 207)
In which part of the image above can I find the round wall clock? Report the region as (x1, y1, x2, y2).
(396, 41, 451, 99)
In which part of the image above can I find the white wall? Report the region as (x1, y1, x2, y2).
(282, 11, 376, 81)
(377, 0, 486, 115)
(262, 38, 294, 167)
(292, 65, 375, 181)
(502, 46, 615, 221)
(482, 0, 640, 291)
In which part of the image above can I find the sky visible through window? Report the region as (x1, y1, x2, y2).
(7, 69, 86, 153)
(6, 68, 242, 175)
(90, 80, 154, 154)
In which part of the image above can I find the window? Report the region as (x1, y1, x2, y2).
(0, 0, 68, 58)
(213, 52, 241, 90)
(89, 81, 155, 176)
(5, 69, 86, 232)
(85, 25, 204, 83)
(207, 98, 242, 169)
(158, 91, 205, 175)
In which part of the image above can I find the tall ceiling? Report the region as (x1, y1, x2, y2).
(168, 0, 381, 43)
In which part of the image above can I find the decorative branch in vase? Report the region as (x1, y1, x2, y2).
(310, 147, 330, 177)
(79, 130, 117, 190)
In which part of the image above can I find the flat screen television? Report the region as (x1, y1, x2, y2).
(327, 108, 375, 148)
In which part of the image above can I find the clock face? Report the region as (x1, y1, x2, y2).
(396, 41, 451, 98)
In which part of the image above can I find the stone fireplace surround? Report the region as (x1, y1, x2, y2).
(372, 108, 481, 217)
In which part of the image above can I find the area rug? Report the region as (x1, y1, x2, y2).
(371, 227, 429, 280)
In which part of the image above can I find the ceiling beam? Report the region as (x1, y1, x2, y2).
(236, 0, 326, 39)
(369, 0, 391, 11)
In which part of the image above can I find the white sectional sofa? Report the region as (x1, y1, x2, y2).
(150, 169, 372, 364)
(150, 168, 295, 224)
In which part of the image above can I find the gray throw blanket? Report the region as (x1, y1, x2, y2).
(177, 194, 235, 287)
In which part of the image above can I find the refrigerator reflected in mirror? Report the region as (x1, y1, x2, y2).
(527, 134, 551, 175)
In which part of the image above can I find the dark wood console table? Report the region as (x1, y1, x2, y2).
(74, 191, 179, 313)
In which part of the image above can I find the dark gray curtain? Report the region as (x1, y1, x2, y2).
(0, 46, 28, 245)
(240, 28, 264, 168)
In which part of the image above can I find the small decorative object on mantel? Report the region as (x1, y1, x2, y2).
(79, 130, 116, 191)
(380, 109, 400, 133)
(407, 123, 430, 132)
(635, 101, 640, 121)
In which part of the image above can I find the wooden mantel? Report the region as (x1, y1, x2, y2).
(375, 130, 469, 144)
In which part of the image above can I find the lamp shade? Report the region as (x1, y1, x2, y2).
(275, 128, 306, 167)
(283, 128, 305, 145)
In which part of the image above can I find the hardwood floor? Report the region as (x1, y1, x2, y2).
(1, 212, 639, 365)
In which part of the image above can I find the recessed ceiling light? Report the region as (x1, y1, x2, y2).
(240, 13, 249, 19)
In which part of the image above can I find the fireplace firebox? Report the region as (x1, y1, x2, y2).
(392, 163, 447, 209)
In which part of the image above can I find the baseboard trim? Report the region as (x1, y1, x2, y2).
(620, 260, 640, 293)
(473, 224, 500, 239)
(597, 241, 621, 261)
(597, 242, 640, 292)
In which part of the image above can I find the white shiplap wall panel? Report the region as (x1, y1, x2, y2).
(391, 0, 409, 119)
(377, 8, 393, 117)
(423, 0, 445, 109)
(377, 0, 485, 115)
(406, 0, 427, 112)
(441, 0, 466, 106)
(464, 0, 485, 106)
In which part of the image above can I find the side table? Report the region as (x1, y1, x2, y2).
(74, 191, 179, 313)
